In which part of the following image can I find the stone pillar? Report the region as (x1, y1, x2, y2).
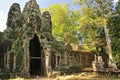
(65, 52, 67, 65)
(6, 52, 10, 71)
(44, 46, 52, 77)
(4, 53, 7, 71)
(13, 54, 16, 71)
(23, 37, 30, 77)
(55, 55, 59, 69)
(44, 45, 52, 77)
(59, 56, 62, 69)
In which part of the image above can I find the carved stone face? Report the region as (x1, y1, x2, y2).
(10, 3, 21, 13)
(42, 11, 51, 19)
(13, 5, 19, 11)
(7, 3, 21, 28)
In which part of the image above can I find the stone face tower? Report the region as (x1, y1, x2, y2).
(22, 0, 41, 33)
(0, 0, 72, 78)
(21, 0, 42, 76)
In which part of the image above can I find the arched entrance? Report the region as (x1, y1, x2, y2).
(29, 34, 43, 76)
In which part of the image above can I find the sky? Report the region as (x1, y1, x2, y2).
(0, 0, 118, 32)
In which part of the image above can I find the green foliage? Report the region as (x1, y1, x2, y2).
(41, 2, 106, 51)
(41, 3, 80, 44)
(76, 4, 106, 51)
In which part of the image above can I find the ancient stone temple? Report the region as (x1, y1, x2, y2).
(0, 0, 70, 78)
(0, 0, 94, 79)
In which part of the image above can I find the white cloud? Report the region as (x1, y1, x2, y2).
(0, 10, 7, 32)
(114, 0, 118, 3)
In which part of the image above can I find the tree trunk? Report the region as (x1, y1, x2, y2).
(98, 0, 118, 69)
(103, 18, 115, 65)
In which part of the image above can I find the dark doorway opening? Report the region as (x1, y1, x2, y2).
(29, 34, 43, 76)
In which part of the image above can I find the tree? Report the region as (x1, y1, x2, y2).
(74, 0, 117, 66)
(108, 1, 120, 66)
(41, 3, 80, 44)
(72, 2, 106, 54)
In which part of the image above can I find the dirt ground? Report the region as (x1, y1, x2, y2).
(8, 73, 120, 80)
(55, 74, 120, 80)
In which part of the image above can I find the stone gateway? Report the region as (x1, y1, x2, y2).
(0, 0, 94, 79)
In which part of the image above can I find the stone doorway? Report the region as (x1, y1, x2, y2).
(29, 34, 43, 76)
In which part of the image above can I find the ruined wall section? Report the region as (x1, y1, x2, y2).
(0, 3, 24, 73)
(41, 11, 72, 70)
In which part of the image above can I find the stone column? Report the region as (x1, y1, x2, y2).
(59, 56, 61, 68)
(65, 52, 67, 65)
(4, 53, 7, 70)
(23, 37, 30, 76)
(44, 45, 52, 77)
(6, 52, 10, 71)
(13, 54, 16, 71)
(55, 55, 58, 69)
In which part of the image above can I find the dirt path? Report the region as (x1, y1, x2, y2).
(54, 73, 120, 80)
(55, 75, 120, 80)
(9, 73, 120, 80)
